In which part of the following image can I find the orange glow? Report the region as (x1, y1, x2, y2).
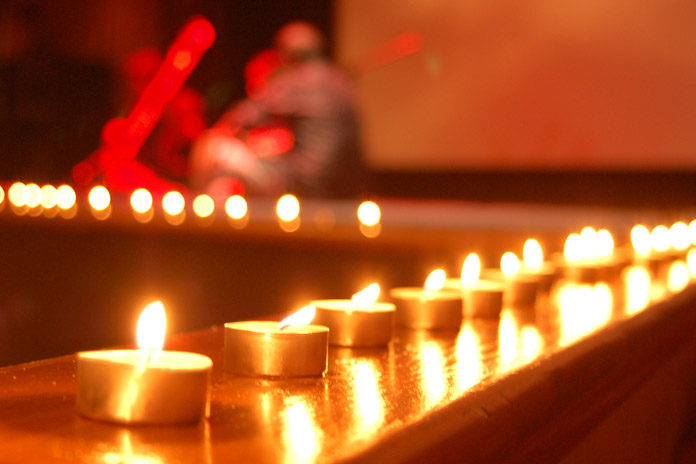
(558, 282, 612, 346)
(282, 397, 320, 464)
(419, 341, 447, 408)
(8, 182, 27, 207)
(88, 186, 111, 211)
(192, 194, 215, 218)
(0, 185, 4, 205)
(130, 188, 153, 213)
(650, 225, 670, 252)
(276, 194, 300, 222)
(631, 224, 652, 256)
(350, 360, 384, 434)
(687, 249, 696, 278)
(460, 252, 481, 286)
(40, 185, 57, 209)
(579, 226, 599, 259)
(136, 301, 166, 356)
(357, 201, 381, 227)
(173, 50, 192, 70)
(278, 305, 316, 330)
(25, 183, 41, 208)
(500, 251, 520, 276)
(162, 191, 185, 216)
(224, 195, 247, 220)
(424, 268, 446, 291)
(498, 310, 519, 368)
(56, 184, 76, 210)
(520, 326, 543, 362)
(523, 239, 543, 270)
(564, 233, 582, 263)
(455, 325, 483, 392)
(668, 261, 690, 293)
(351, 283, 380, 309)
(669, 221, 690, 251)
(625, 266, 651, 314)
(596, 229, 614, 257)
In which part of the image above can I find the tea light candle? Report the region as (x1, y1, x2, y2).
(520, 238, 558, 292)
(454, 253, 505, 319)
(561, 228, 625, 282)
(224, 305, 328, 377)
(390, 269, 462, 330)
(482, 252, 539, 306)
(76, 301, 212, 425)
(312, 283, 395, 347)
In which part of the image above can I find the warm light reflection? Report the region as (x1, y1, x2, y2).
(276, 194, 300, 222)
(101, 430, 163, 464)
(596, 229, 614, 257)
(669, 221, 690, 251)
(357, 201, 381, 227)
(564, 233, 582, 263)
(224, 195, 247, 220)
(631, 224, 652, 256)
(687, 249, 696, 278)
(136, 301, 166, 356)
(0, 185, 4, 205)
(193, 194, 215, 218)
(56, 184, 76, 210)
(424, 269, 446, 291)
(162, 191, 185, 216)
(650, 225, 670, 252)
(130, 188, 153, 213)
(40, 185, 57, 209)
(500, 252, 520, 276)
(520, 326, 543, 362)
(8, 182, 27, 207)
(461, 253, 481, 286)
(625, 266, 651, 314)
(668, 261, 690, 293)
(419, 341, 447, 408)
(282, 397, 320, 464)
(498, 310, 519, 369)
(88, 186, 110, 211)
(278, 305, 316, 330)
(558, 283, 613, 346)
(350, 360, 384, 434)
(25, 183, 41, 208)
(351, 283, 380, 309)
(523, 239, 543, 270)
(456, 325, 483, 392)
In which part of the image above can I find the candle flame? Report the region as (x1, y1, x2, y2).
(460, 253, 481, 286)
(424, 269, 446, 291)
(631, 224, 651, 256)
(351, 283, 380, 308)
(579, 226, 599, 260)
(669, 221, 690, 251)
(278, 304, 316, 330)
(596, 229, 614, 258)
(650, 225, 670, 252)
(501, 252, 520, 276)
(136, 301, 166, 355)
(564, 233, 582, 263)
(523, 239, 543, 270)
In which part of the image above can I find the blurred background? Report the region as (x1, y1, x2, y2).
(2, 0, 696, 205)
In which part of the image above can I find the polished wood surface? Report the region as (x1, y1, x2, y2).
(1, 262, 695, 463)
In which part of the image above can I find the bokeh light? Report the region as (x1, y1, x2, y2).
(88, 186, 111, 211)
(8, 182, 27, 207)
(357, 201, 381, 227)
(225, 195, 247, 220)
(193, 194, 215, 218)
(40, 185, 57, 209)
(130, 188, 153, 214)
(162, 191, 185, 216)
(25, 183, 41, 208)
(650, 225, 670, 252)
(631, 224, 652, 256)
(276, 194, 300, 222)
(56, 184, 76, 210)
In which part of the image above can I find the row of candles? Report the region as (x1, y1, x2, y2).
(0, 182, 382, 234)
(75, 219, 696, 426)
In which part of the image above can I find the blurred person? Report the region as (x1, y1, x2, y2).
(190, 21, 363, 198)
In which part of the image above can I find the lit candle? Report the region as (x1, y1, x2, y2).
(224, 305, 328, 377)
(560, 228, 626, 283)
(312, 283, 395, 347)
(76, 301, 212, 425)
(520, 239, 558, 292)
(458, 253, 504, 319)
(389, 269, 463, 330)
(482, 252, 539, 306)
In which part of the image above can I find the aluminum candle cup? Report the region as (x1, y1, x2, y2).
(389, 287, 462, 330)
(463, 280, 505, 319)
(312, 300, 395, 347)
(224, 321, 329, 377)
(520, 263, 558, 293)
(481, 269, 539, 307)
(76, 350, 212, 425)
